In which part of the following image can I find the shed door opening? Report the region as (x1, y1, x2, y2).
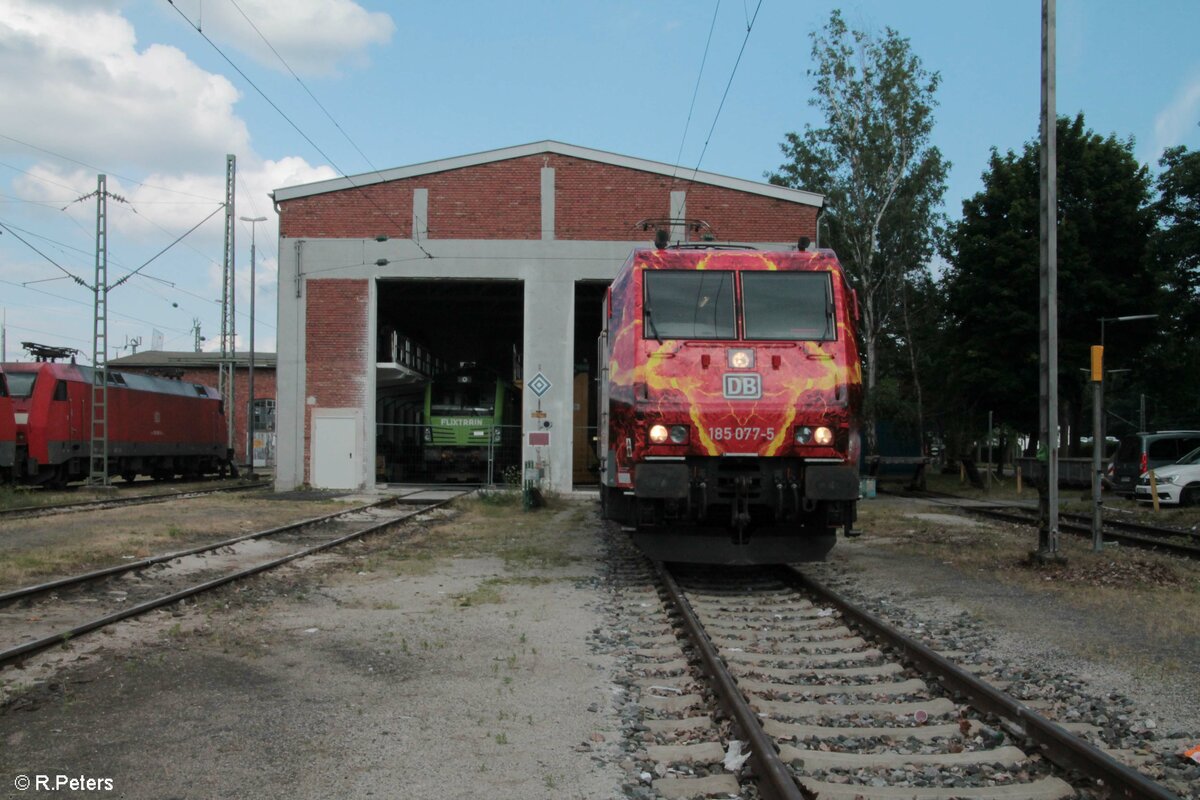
(376, 279, 524, 484)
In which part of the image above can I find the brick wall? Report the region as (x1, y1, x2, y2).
(279, 153, 818, 242)
(304, 279, 369, 483)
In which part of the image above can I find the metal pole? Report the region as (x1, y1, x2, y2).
(1038, 0, 1060, 557)
(90, 174, 110, 487)
(987, 410, 993, 492)
(1091, 347, 1104, 551)
(240, 216, 267, 478)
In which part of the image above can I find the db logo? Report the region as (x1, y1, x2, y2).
(722, 373, 762, 400)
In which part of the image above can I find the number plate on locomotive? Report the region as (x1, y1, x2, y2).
(708, 426, 776, 442)
(722, 373, 762, 400)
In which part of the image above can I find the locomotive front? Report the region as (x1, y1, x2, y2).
(598, 247, 862, 564)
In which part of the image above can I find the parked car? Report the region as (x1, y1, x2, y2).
(1134, 446, 1200, 506)
(1111, 430, 1200, 497)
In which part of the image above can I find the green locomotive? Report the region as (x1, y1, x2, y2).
(422, 365, 515, 481)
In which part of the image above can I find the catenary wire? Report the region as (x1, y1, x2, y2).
(671, 1, 722, 183)
(688, 0, 764, 182)
(162, 0, 433, 259)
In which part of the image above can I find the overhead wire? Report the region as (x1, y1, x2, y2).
(671, 1, 722, 183)
(688, 0, 764, 183)
(0, 133, 222, 202)
(163, 0, 434, 259)
(224, 0, 434, 242)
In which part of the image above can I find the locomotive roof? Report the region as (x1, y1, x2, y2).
(2, 362, 219, 399)
(622, 247, 845, 271)
(109, 350, 276, 369)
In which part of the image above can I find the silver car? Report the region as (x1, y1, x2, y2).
(1134, 446, 1200, 506)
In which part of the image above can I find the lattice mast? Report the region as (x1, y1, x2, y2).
(219, 155, 236, 452)
(89, 174, 109, 486)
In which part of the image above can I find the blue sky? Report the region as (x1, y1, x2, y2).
(1, 0, 1198, 360)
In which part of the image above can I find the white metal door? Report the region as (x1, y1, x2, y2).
(312, 414, 358, 489)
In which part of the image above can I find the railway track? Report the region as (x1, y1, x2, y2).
(0, 488, 469, 669)
(889, 488, 1200, 558)
(608, 547, 1187, 798)
(0, 480, 271, 521)
(967, 505, 1200, 558)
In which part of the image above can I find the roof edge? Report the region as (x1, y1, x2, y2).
(272, 140, 823, 207)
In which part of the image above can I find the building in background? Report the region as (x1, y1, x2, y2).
(272, 141, 824, 491)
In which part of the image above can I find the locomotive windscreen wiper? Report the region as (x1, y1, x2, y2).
(644, 305, 664, 343)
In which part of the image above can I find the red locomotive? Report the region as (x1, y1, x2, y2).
(597, 246, 863, 564)
(2, 362, 232, 486)
(0, 367, 15, 482)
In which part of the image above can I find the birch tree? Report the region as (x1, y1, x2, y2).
(769, 9, 947, 453)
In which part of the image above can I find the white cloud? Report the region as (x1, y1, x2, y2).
(174, 0, 395, 76)
(0, 0, 251, 173)
(1152, 73, 1200, 160)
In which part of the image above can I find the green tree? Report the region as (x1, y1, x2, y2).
(939, 114, 1157, 452)
(768, 9, 948, 453)
(1138, 146, 1200, 428)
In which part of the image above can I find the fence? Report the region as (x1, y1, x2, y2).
(375, 423, 522, 486)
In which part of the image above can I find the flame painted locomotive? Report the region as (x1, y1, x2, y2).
(597, 246, 862, 564)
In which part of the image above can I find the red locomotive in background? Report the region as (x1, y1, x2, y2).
(0, 367, 15, 482)
(1, 361, 232, 487)
(597, 246, 862, 564)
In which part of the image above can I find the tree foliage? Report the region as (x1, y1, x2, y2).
(937, 114, 1159, 451)
(1138, 146, 1200, 428)
(768, 9, 948, 451)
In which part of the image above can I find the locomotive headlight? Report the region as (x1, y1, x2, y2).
(727, 348, 755, 369)
(795, 426, 834, 445)
(649, 424, 689, 445)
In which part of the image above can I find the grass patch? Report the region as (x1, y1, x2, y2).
(0, 495, 357, 589)
(377, 497, 591, 572)
(453, 581, 504, 607)
(0, 484, 47, 511)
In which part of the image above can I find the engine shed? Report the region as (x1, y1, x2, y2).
(271, 141, 824, 492)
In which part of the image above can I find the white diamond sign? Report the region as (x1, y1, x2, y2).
(528, 372, 552, 397)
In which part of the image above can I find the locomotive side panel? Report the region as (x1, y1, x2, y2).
(598, 247, 862, 564)
(2, 362, 229, 484)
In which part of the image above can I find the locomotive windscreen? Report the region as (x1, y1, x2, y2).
(5, 371, 37, 398)
(643, 271, 736, 340)
(743, 272, 835, 341)
(430, 378, 495, 415)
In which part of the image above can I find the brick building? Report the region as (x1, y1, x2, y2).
(108, 351, 277, 468)
(271, 141, 824, 491)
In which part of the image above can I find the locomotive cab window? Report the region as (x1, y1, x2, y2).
(430, 382, 495, 416)
(52, 380, 68, 401)
(643, 271, 736, 340)
(6, 372, 37, 398)
(742, 272, 835, 341)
